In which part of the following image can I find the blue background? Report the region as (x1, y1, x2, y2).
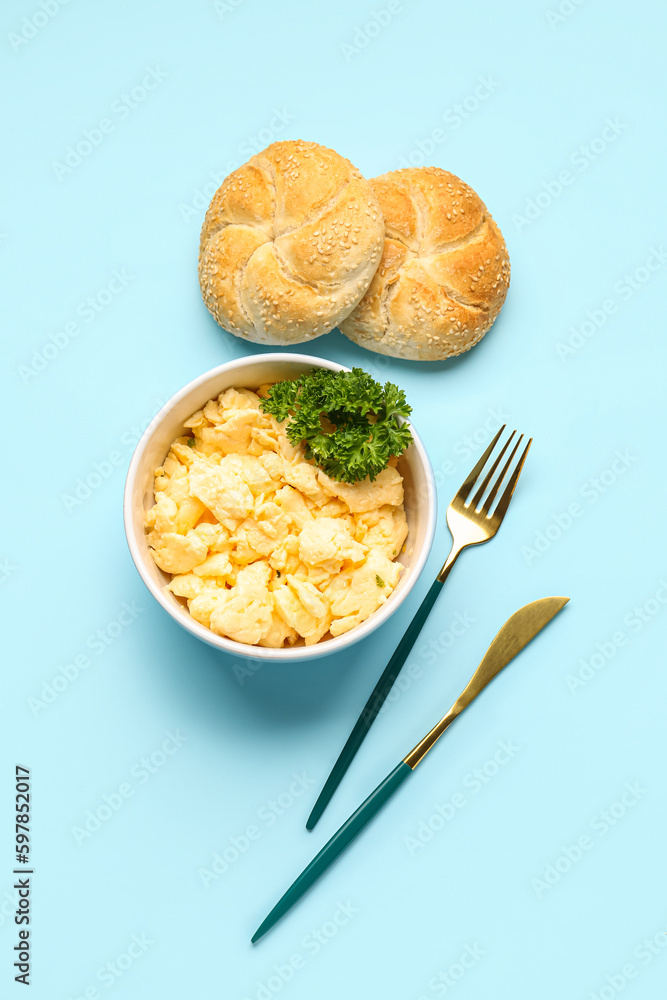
(2, 0, 667, 997)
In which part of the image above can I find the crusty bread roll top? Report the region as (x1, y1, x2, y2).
(339, 167, 510, 361)
(198, 140, 385, 345)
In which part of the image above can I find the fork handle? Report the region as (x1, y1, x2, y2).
(305, 575, 446, 831)
(438, 542, 463, 582)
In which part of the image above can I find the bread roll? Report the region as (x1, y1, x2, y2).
(198, 141, 385, 345)
(338, 167, 510, 361)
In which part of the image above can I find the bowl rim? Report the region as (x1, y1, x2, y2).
(123, 352, 437, 661)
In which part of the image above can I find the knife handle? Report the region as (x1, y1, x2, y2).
(252, 761, 412, 942)
(306, 576, 444, 830)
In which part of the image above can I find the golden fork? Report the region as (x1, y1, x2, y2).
(437, 425, 532, 583)
(306, 425, 533, 830)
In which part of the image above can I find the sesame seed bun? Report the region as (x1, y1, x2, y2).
(338, 167, 510, 361)
(198, 141, 385, 345)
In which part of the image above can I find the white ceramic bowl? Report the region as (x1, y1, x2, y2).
(124, 354, 437, 661)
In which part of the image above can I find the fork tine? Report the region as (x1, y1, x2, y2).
(481, 435, 524, 515)
(488, 437, 533, 521)
(469, 431, 516, 509)
(456, 424, 506, 502)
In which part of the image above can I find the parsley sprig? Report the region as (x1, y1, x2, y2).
(259, 367, 413, 484)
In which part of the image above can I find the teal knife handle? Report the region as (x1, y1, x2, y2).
(252, 761, 411, 942)
(306, 578, 444, 830)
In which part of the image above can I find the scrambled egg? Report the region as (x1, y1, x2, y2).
(145, 386, 408, 647)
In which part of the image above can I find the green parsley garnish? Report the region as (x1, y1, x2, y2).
(259, 367, 413, 484)
(187, 437, 195, 446)
(375, 574, 386, 588)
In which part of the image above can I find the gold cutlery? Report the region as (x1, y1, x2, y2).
(254, 596, 568, 941)
(307, 425, 532, 830)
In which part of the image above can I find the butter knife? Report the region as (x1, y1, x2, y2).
(252, 596, 569, 942)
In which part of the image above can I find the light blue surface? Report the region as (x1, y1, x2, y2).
(2, 0, 666, 997)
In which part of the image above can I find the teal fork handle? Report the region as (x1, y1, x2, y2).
(306, 578, 444, 831)
(252, 760, 411, 943)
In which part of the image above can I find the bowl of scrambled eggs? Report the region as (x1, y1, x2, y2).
(124, 355, 436, 660)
